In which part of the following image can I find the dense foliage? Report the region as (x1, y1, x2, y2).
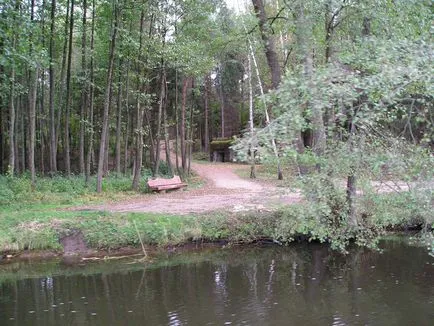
(0, 0, 432, 252)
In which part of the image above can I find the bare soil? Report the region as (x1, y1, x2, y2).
(84, 143, 423, 215)
(93, 161, 302, 215)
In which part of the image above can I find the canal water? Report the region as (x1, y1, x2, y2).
(0, 239, 433, 325)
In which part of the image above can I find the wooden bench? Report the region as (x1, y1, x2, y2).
(147, 175, 187, 193)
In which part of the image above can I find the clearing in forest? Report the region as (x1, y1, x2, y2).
(93, 161, 303, 215)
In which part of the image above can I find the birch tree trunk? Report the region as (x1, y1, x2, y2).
(242, 19, 283, 179)
(247, 53, 256, 179)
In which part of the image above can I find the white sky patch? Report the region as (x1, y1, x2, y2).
(225, 0, 248, 13)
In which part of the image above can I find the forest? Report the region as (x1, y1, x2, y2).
(0, 0, 432, 250)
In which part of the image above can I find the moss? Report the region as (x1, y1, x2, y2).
(210, 138, 234, 151)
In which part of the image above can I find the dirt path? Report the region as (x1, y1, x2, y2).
(84, 143, 423, 215)
(91, 158, 302, 215)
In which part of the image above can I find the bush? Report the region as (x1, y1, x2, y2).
(192, 151, 210, 161)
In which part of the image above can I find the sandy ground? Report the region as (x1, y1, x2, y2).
(84, 143, 429, 215)
(92, 161, 302, 215)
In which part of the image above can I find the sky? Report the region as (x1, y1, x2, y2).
(225, 0, 246, 13)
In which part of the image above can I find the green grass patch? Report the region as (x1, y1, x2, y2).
(0, 171, 154, 207)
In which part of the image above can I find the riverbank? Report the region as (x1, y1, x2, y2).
(1, 198, 432, 262)
(1, 162, 432, 260)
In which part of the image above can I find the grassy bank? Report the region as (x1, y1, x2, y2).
(1, 195, 432, 256)
(0, 173, 432, 257)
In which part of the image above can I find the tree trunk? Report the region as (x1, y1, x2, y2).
(297, 2, 326, 157)
(7, 0, 19, 175)
(180, 77, 189, 172)
(29, 69, 38, 186)
(79, 0, 87, 174)
(187, 82, 195, 175)
(175, 69, 180, 174)
(132, 101, 144, 190)
(346, 16, 371, 226)
(28, 0, 37, 186)
(123, 59, 131, 175)
(243, 18, 283, 179)
(19, 96, 25, 174)
(251, 0, 281, 89)
(154, 65, 166, 176)
(164, 99, 173, 176)
(9, 62, 16, 175)
(64, 0, 74, 175)
(204, 74, 210, 153)
(49, 0, 56, 173)
(218, 73, 225, 138)
(115, 58, 123, 175)
(96, 0, 118, 193)
(39, 0, 47, 175)
(85, 0, 96, 184)
(324, 0, 333, 63)
(247, 53, 256, 179)
(132, 10, 145, 191)
(57, 0, 70, 169)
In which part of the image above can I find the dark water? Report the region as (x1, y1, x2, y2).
(0, 240, 433, 326)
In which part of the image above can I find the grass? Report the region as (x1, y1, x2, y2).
(0, 172, 267, 253)
(0, 206, 269, 253)
(0, 170, 271, 254)
(0, 164, 431, 255)
(0, 172, 152, 207)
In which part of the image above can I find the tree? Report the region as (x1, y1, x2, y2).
(48, 0, 57, 173)
(251, 0, 281, 89)
(97, 0, 120, 193)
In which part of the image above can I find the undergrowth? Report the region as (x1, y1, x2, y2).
(0, 170, 154, 207)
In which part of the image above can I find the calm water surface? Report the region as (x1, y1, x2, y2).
(0, 240, 433, 325)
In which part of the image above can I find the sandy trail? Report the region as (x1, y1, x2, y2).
(90, 153, 302, 215)
(93, 162, 302, 215)
(82, 143, 424, 215)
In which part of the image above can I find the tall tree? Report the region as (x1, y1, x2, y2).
(153, 64, 166, 177)
(247, 53, 256, 179)
(115, 57, 123, 175)
(251, 0, 281, 89)
(28, 0, 38, 185)
(180, 77, 189, 171)
(48, 0, 57, 173)
(97, 0, 119, 192)
(64, 0, 74, 175)
(79, 0, 88, 174)
(203, 74, 211, 153)
(296, 1, 325, 155)
(131, 9, 145, 191)
(85, 0, 96, 183)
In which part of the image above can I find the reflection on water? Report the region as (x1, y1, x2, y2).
(0, 240, 433, 325)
